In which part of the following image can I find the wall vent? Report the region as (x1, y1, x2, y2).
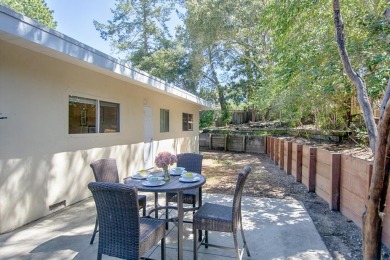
(49, 200, 66, 211)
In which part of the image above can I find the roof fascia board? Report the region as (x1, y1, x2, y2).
(0, 5, 214, 110)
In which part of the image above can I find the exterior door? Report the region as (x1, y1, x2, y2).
(143, 106, 154, 169)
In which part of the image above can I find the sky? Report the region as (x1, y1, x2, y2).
(45, 0, 182, 60)
(45, 0, 120, 58)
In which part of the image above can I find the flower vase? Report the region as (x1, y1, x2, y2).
(163, 166, 170, 181)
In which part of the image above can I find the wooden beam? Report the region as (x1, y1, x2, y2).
(330, 153, 341, 210)
(287, 141, 292, 175)
(274, 138, 279, 165)
(309, 147, 317, 192)
(280, 140, 284, 170)
(296, 144, 303, 183)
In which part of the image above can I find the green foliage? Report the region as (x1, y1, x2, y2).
(253, 0, 388, 131)
(349, 123, 369, 148)
(221, 105, 232, 125)
(93, 0, 205, 95)
(199, 110, 215, 128)
(94, 0, 173, 64)
(92, 0, 388, 132)
(1, 0, 57, 28)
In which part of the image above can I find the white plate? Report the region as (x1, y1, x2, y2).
(170, 170, 183, 176)
(132, 171, 151, 179)
(142, 180, 166, 187)
(179, 176, 200, 183)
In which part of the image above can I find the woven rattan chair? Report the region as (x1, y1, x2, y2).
(165, 153, 203, 207)
(192, 165, 251, 260)
(89, 158, 147, 244)
(165, 153, 203, 229)
(88, 182, 166, 260)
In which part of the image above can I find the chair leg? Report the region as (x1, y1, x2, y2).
(90, 217, 98, 244)
(205, 230, 208, 248)
(193, 224, 198, 260)
(193, 200, 202, 242)
(165, 194, 169, 230)
(142, 203, 146, 217)
(161, 238, 166, 260)
(240, 219, 251, 256)
(233, 232, 240, 260)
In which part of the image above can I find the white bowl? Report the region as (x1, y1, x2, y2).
(147, 176, 163, 183)
(137, 170, 150, 178)
(181, 172, 197, 180)
(172, 167, 185, 174)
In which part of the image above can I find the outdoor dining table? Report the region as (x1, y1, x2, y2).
(124, 171, 206, 260)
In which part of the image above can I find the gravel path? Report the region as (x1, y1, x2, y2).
(200, 150, 390, 260)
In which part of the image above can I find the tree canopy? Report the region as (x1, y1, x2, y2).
(1, 0, 57, 28)
(93, 0, 388, 130)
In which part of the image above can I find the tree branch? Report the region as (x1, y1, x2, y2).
(333, 0, 378, 152)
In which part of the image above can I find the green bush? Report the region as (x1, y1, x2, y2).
(200, 110, 215, 128)
(221, 106, 232, 126)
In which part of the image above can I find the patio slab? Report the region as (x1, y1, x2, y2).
(0, 193, 331, 259)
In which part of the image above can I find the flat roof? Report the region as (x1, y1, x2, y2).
(0, 5, 214, 110)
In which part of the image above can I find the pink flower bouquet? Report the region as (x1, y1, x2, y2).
(155, 152, 177, 170)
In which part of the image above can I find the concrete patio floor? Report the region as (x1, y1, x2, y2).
(0, 193, 331, 259)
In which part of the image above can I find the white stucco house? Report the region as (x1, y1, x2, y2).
(0, 6, 213, 233)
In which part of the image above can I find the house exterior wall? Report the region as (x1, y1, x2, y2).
(0, 41, 201, 233)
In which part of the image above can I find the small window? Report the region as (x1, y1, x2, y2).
(68, 96, 120, 134)
(69, 96, 97, 134)
(160, 109, 169, 132)
(100, 101, 120, 133)
(182, 113, 193, 131)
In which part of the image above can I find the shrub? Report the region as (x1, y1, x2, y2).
(200, 110, 215, 128)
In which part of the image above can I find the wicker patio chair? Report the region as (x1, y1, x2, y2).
(192, 165, 252, 260)
(88, 182, 166, 260)
(165, 153, 203, 227)
(89, 158, 147, 244)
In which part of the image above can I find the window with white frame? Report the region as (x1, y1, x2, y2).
(160, 109, 169, 132)
(182, 113, 193, 131)
(68, 95, 120, 134)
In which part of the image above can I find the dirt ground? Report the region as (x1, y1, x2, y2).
(200, 149, 390, 260)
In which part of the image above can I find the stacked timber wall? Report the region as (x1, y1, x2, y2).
(265, 136, 390, 248)
(199, 133, 265, 154)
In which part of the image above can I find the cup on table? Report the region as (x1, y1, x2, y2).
(181, 171, 196, 181)
(172, 167, 185, 175)
(147, 176, 162, 184)
(138, 170, 149, 178)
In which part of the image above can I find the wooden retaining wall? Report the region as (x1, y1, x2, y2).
(266, 136, 390, 248)
(339, 155, 370, 227)
(291, 143, 302, 182)
(199, 133, 265, 153)
(283, 141, 292, 175)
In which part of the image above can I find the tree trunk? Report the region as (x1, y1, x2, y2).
(363, 95, 390, 259)
(332, 2, 390, 258)
(207, 46, 226, 111)
(380, 80, 390, 119)
(333, 0, 377, 152)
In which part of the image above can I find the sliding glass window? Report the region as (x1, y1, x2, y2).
(68, 95, 120, 134)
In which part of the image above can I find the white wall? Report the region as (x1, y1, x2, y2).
(0, 41, 200, 233)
